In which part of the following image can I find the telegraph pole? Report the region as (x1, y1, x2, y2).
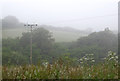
(24, 24, 37, 64)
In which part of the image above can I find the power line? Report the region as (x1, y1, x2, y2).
(44, 13, 118, 24)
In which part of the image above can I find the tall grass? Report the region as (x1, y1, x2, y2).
(2, 51, 119, 79)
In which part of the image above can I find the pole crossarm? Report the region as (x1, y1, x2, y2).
(24, 24, 37, 27)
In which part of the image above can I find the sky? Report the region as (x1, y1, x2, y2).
(1, 0, 120, 31)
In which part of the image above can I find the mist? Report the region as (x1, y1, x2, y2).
(1, 0, 119, 79)
(1, 0, 119, 31)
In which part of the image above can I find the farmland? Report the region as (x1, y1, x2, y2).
(2, 28, 87, 42)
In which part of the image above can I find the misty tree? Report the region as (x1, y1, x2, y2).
(69, 29, 118, 62)
(2, 27, 55, 65)
(19, 28, 55, 64)
(76, 29, 117, 50)
(2, 16, 24, 29)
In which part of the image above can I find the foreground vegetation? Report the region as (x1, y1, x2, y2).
(3, 51, 119, 79)
(2, 64, 118, 79)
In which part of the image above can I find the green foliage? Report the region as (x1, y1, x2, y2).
(2, 52, 118, 79)
(2, 28, 118, 65)
(75, 30, 117, 49)
(69, 30, 118, 63)
(2, 28, 55, 65)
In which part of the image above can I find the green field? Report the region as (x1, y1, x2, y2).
(2, 28, 87, 42)
(51, 30, 86, 42)
(2, 28, 27, 38)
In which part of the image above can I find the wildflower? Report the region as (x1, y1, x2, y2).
(42, 62, 49, 68)
(115, 56, 118, 59)
(80, 62, 83, 64)
(92, 60, 95, 62)
(80, 59, 82, 61)
(84, 58, 87, 60)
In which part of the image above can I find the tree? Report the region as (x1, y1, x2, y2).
(19, 28, 55, 64)
(76, 29, 117, 51)
(2, 28, 55, 65)
(2, 16, 24, 29)
(69, 29, 118, 62)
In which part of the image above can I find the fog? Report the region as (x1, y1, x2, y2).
(1, 0, 119, 78)
(1, 0, 119, 31)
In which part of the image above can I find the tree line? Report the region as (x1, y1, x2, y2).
(2, 16, 118, 65)
(2, 27, 118, 65)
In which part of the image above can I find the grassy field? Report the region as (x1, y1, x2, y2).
(2, 28, 27, 38)
(2, 28, 87, 42)
(51, 30, 86, 42)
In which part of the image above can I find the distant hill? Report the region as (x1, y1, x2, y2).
(2, 16, 92, 42)
(39, 25, 92, 34)
(3, 25, 89, 42)
(38, 25, 90, 42)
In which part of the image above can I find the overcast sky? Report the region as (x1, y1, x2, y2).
(1, 0, 119, 31)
